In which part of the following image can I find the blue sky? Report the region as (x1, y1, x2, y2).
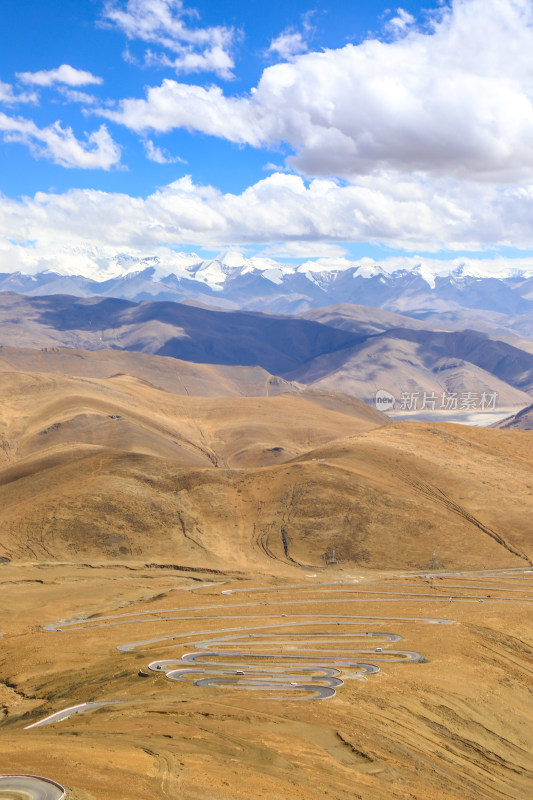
(0, 0, 440, 197)
(2, 0, 533, 275)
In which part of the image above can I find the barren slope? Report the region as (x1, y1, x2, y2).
(0, 370, 384, 469)
(0, 345, 303, 397)
(0, 292, 358, 373)
(2, 293, 533, 408)
(0, 372, 531, 570)
(287, 328, 533, 405)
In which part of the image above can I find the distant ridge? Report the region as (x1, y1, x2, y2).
(0, 292, 531, 408)
(1, 250, 533, 317)
(494, 402, 533, 430)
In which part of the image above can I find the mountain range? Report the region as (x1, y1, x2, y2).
(2, 251, 533, 321)
(1, 292, 532, 410)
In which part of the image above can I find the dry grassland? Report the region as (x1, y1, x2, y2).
(0, 350, 531, 798)
(0, 564, 532, 800)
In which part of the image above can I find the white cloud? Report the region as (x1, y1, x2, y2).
(58, 87, 99, 105)
(17, 64, 103, 87)
(0, 80, 37, 105)
(3, 171, 533, 267)
(103, 0, 236, 78)
(268, 29, 308, 59)
(0, 112, 121, 169)
(144, 44, 235, 77)
(143, 138, 185, 163)
(99, 79, 264, 142)
(267, 10, 316, 60)
(98, 0, 533, 183)
(386, 8, 416, 37)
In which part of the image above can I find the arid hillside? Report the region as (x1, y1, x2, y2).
(0, 292, 359, 373)
(287, 324, 533, 404)
(1, 350, 532, 800)
(0, 368, 384, 468)
(0, 359, 531, 572)
(0, 345, 303, 398)
(1, 293, 532, 407)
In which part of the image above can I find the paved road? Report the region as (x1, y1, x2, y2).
(142, 620, 427, 699)
(37, 567, 533, 706)
(0, 775, 64, 799)
(24, 701, 118, 730)
(151, 660, 346, 700)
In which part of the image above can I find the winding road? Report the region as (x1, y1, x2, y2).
(0, 775, 64, 799)
(29, 567, 533, 718)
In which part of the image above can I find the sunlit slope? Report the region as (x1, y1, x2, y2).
(0, 370, 384, 467)
(0, 344, 302, 397)
(0, 372, 530, 570)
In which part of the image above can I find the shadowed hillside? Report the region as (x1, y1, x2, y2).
(0, 292, 360, 374)
(495, 402, 533, 429)
(1, 293, 532, 408)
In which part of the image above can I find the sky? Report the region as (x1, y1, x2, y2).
(3, 0, 533, 277)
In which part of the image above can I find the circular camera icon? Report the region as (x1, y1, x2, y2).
(375, 389, 395, 411)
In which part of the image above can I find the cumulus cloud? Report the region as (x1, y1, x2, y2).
(99, 80, 264, 141)
(0, 113, 121, 169)
(98, 0, 533, 182)
(0, 80, 37, 105)
(103, 0, 236, 78)
(17, 64, 103, 87)
(3, 171, 533, 270)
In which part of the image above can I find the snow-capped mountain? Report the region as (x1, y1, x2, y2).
(1, 250, 533, 317)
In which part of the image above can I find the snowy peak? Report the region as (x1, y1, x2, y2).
(1, 251, 533, 316)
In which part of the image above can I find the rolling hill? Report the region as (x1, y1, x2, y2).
(494, 402, 533, 429)
(0, 359, 530, 572)
(0, 293, 532, 411)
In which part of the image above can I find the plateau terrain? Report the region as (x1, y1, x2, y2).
(1, 564, 532, 800)
(0, 350, 531, 570)
(3, 1, 533, 798)
(1, 292, 533, 409)
(0, 324, 532, 800)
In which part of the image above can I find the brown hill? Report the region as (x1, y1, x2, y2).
(0, 370, 384, 470)
(0, 292, 359, 374)
(0, 345, 303, 397)
(0, 366, 530, 571)
(1, 292, 532, 409)
(302, 302, 533, 341)
(301, 302, 434, 335)
(286, 326, 533, 405)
